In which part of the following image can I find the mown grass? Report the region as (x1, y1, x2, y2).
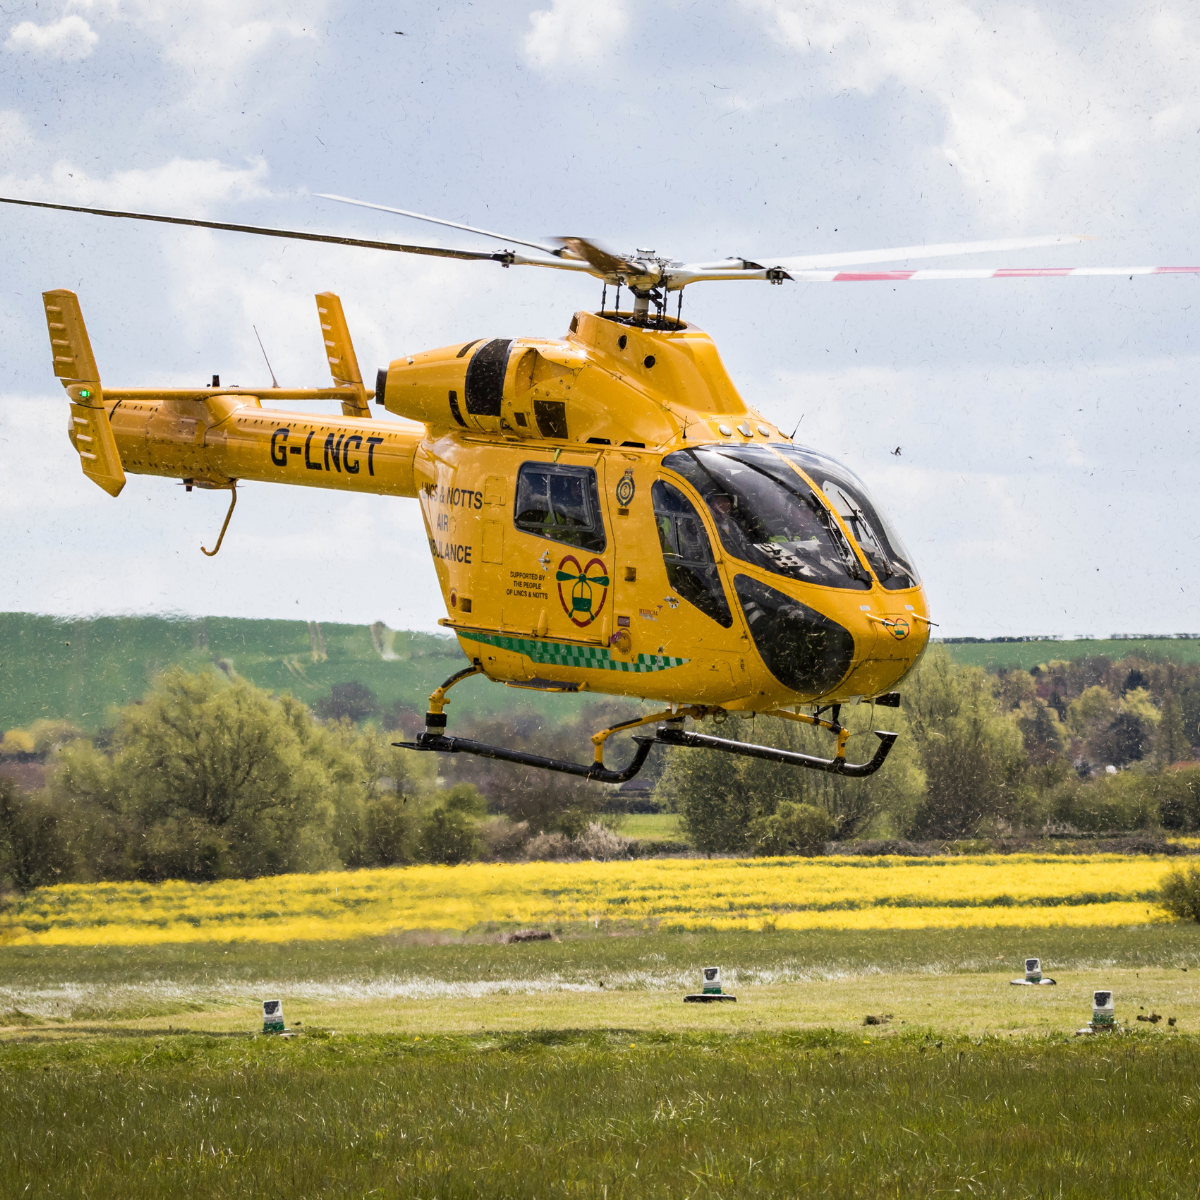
(3, 1030, 1199, 1197)
(4, 923, 1199, 992)
(4, 926, 1200, 1038)
(616, 812, 685, 841)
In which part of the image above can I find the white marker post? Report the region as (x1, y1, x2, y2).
(684, 966, 737, 1003)
(1092, 989, 1115, 1028)
(1010, 956, 1056, 985)
(1076, 988, 1116, 1035)
(262, 998, 285, 1034)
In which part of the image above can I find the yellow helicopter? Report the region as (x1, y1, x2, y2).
(4, 192, 1196, 782)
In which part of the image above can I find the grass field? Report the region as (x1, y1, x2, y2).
(3, 924, 1199, 1033)
(0, 612, 619, 733)
(4, 925, 1200, 1196)
(940, 635, 1200, 670)
(615, 813, 684, 841)
(4, 1030, 1200, 1198)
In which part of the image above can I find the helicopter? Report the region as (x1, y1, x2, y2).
(4, 191, 1197, 784)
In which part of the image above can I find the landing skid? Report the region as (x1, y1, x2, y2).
(654, 724, 898, 778)
(393, 665, 900, 782)
(397, 729, 657, 784)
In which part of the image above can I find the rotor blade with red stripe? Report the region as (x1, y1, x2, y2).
(761, 234, 1093, 272)
(789, 265, 1200, 282)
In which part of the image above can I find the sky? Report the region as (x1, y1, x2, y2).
(1, 0, 1198, 638)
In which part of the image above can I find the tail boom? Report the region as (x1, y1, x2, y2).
(43, 288, 423, 499)
(104, 394, 422, 496)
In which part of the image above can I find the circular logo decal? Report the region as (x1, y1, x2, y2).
(889, 617, 910, 640)
(555, 554, 610, 627)
(615, 468, 636, 508)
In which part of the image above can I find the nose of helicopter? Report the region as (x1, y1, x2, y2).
(841, 590, 932, 700)
(732, 568, 930, 704)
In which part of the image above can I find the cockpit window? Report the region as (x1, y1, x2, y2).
(514, 463, 606, 552)
(660, 445, 870, 591)
(773, 446, 920, 590)
(652, 480, 732, 627)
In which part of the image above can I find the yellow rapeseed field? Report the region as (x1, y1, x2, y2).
(0, 855, 1174, 946)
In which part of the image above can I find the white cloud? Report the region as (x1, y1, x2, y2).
(525, 0, 628, 71)
(6, 14, 98, 60)
(743, 0, 1200, 225)
(757, 353, 1200, 636)
(0, 109, 35, 171)
(0, 156, 272, 214)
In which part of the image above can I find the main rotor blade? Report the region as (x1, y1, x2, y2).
(789, 264, 1200, 282)
(0, 195, 513, 263)
(316, 193, 564, 258)
(552, 236, 638, 276)
(761, 234, 1093, 272)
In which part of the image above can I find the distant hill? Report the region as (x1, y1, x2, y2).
(0, 613, 609, 733)
(4, 612, 1198, 734)
(937, 637, 1200, 671)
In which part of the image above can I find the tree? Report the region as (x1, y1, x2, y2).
(314, 681, 378, 723)
(993, 669, 1037, 711)
(418, 805, 480, 864)
(1015, 700, 1069, 795)
(1156, 694, 1191, 765)
(1067, 685, 1118, 743)
(363, 796, 417, 865)
(749, 802, 833, 856)
(0, 778, 75, 890)
(51, 668, 363, 880)
(0, 729, 35, 758)
(1153, 767, 1200, 831)
(1157, 864, 1200, 922)
(28, 720, 83, 756)
(732, 709, 924, 840)
(903, 649, 1027, 838)
(660, 744, 755, 853)
(442, 706, 627, 834)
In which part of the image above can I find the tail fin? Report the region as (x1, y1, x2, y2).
(43, 289, 126, 498)
(315, 292, 371, 418)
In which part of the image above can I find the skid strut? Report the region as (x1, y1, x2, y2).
(395, 667, 900, 781)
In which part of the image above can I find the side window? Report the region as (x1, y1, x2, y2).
(652, 480, 733, 627)
(514, 463, 606, 552)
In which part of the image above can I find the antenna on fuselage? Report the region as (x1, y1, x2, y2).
(253, 325, 280, 389)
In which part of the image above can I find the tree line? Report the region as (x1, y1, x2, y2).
(3, 646, 1200, 889)
(668, 648, 1200, 852)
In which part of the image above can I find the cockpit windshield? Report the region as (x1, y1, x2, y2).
(660, 445, 871, 591)
(773, 446, 920, 590)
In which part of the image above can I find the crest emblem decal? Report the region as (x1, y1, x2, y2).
(615, 468, 636, 508)
(889, 617, 910, 640)
(556, 554, 609, 627)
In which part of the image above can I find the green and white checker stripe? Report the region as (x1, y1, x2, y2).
(460, 631, 688, 674)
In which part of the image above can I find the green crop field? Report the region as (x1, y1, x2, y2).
(0, 612, 619, 733)
(938, 636, 1200, 670)
(3, 925, 1200, 1197)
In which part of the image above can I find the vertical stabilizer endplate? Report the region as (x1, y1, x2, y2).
(44, 289, 126, 497)
(44, 288, 99, 383)
(316, 291, 371, 418)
